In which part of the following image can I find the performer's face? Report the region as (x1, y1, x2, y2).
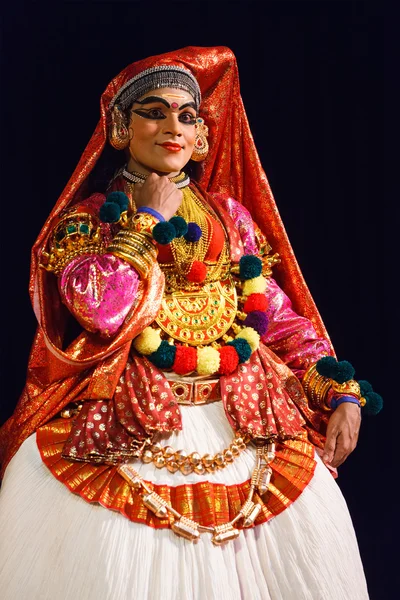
(127, 87, 197, 176)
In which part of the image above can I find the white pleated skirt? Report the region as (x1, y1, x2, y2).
(0, 402, 369, 600)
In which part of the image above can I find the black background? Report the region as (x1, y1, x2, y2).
(1, 1, 393, 598)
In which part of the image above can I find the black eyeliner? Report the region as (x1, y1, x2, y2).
(131, 109, 166, 120)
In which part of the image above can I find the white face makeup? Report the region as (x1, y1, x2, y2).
(126, 87, 197, 176)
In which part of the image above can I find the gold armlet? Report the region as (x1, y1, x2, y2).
(40, 211, 105, 276)
(107, 230, 158, 278)
(253, 225, 281, 277)
(262, 253, 281, 277)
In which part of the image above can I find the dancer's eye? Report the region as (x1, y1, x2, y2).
(179, 112, 196, 125)
(132, 108, 166, 120)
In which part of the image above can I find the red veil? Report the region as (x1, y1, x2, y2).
(0, 46, 332, 476)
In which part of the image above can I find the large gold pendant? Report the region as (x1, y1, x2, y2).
(155, 276, 237, 345)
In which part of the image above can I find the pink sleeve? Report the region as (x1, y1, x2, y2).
(212, 194, 259, 255)
(218, 195, 332, 377)
(59, 253, 140, 337)
(263, 278, 332, 378)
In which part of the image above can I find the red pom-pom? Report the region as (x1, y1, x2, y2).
(173, 345, 197, 375)
(186, 261, 207, 283)
(243, 293, 268, 313)
(218, 346, 239, 375)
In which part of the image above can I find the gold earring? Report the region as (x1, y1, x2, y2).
(191, 117, 209, 162)
(109, 105, 130, 150)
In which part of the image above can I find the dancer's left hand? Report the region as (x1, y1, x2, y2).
(322, 403, 361, 468)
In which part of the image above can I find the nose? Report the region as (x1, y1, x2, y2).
(162, 113, 182, 137)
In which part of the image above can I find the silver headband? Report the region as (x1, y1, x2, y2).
(109, 65, 201, 111)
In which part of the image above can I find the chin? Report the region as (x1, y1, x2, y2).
(151, 159, 187, 174)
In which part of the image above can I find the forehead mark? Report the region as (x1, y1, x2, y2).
(161, 93, 187, 99)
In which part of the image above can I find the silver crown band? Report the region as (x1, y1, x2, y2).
(109, 66, 201, 112)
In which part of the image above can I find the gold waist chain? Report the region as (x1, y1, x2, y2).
(119, 441, 276, 545)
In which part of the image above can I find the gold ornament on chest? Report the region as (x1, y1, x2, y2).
(155, 276, 237, 345)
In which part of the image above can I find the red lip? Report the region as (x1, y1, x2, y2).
(159, 143, 182, 152)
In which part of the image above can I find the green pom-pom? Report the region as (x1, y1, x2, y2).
(363, 392, 383, 416)
(316, 356, 338, 378)
(334, 360, 355, 384)
(149, 341, 176, 369)
(239, 255, 263, 280)
(169, 216, 188, 237)
(106, 191, 129, 212)
(99, 202, 121, 223)
(316, 357, 355, 383)
(153, 222, 176, 245)
(227, 338, 252, 363)
(359, 380, 373, 396)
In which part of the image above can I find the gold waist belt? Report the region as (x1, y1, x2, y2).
(169, 378, 221, 405)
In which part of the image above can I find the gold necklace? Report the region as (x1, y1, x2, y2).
(122, 168, 190, 188)
(121, 169, 230, 287)
(159, 187, 230, 290)
(170, 186, 213, 275)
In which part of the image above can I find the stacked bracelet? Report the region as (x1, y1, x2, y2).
(303, 357, 383, 415)
(302, 364, 333, 412)
(99, 193, 160, 277)
(107, 230, 157, 278)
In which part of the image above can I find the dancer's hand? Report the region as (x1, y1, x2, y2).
(134, 173, 182, 221)
(322, 403, 361, 468)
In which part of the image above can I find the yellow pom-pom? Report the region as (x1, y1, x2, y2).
(236, 327, 260, 352)
(242, 275, 267, 296)
(196, 346, 221, 376)
(133, 327, 162, 355)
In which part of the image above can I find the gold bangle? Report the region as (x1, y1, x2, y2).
(118, 230, 157, 251)
(112, 229, 157, 247)
(109, 249, 153, 278)
(130, 212, 160, 237)
(303, 365, 318, 400)
(112, 236, 157, 259)
(109, 241, 154, 261)
(317, 380, 332, 410)
(331, 379, 361, 399)
(308, 370, 320, 402)
(115, 241, 158, 263)
(107, 228, 158, 278)
(303, 364, 331, 411)
(314, 375, 327, 401)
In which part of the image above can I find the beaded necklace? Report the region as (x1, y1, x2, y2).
(122, 168, 230, 285)
(109, 171, 271, 377)
(122, 168, 190, 189)
(171, 186, 213, 275)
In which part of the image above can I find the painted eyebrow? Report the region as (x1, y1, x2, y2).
(179, 101, 196, 111)
(134, 97, 197, 111)
(135, 96, 170, 108)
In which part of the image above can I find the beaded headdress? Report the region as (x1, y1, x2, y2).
(109, 65, 202, 111)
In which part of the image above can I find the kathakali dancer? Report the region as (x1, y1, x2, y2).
(0, 46, 382, 599)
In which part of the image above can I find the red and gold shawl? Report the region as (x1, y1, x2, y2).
(0, 46, 332, 477)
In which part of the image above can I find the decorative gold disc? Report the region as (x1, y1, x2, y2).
(155, 276, 237, 345)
